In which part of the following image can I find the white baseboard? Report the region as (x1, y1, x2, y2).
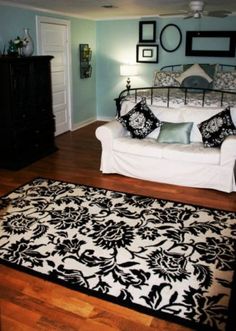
(72, 116, 115, 131)
(97, 116, 115, 121)
(71, 117, 97, 131)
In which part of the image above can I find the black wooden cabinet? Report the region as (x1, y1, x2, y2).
(0, 56, 57, 169)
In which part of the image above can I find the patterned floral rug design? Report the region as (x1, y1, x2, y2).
(0, 178, 235, 331)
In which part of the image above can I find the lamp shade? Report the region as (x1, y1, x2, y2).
(120, 64, 138, 77)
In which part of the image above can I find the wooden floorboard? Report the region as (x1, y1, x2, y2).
(0, 121, 236, 331)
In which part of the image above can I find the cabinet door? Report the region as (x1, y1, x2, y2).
(32, 60, 53, 120)
(10, 62, 33, 125)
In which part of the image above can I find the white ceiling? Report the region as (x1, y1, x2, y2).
(1, 0, 236, 20)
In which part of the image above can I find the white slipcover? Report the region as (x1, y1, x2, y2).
(96, 104, 236, 192)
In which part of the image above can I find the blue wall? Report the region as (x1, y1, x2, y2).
(0, 3, 236, 123)
(0, 4, 96, 126)
(96, 16, 236, 118)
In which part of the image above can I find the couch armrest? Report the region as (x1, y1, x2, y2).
(95, 120, 127, 173)
(220, 135, 236, 165)
(95, 120, 127, 143)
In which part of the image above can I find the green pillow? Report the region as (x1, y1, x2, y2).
(157, 122, 193, 144)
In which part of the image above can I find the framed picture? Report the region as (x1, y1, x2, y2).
(139, 21, 156, 43)
(136, 44, 158, 63)
(160, 24, 182, 53)
(185, 31, 236, 57)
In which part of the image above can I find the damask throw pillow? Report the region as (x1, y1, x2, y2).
(153, 71, 181, 87)
(118, 98, 161, 139)
(198, 106, 236, 147)
(213, 71, 236, 91)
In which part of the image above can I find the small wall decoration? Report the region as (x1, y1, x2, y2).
(136, 44, 158, 63)
(80, 44, 92, 78)
(139, 21, 156, 43)
(160, 24, 182, 53)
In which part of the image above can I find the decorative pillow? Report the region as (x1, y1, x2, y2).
(157, 122, 193, 144)
(198, 106, 236, 147)
(183, 64, 217, 80)
(213, 71, 236, 91)
(181, 75, 211, 91)
(118, 98, 161, 139)
(153, 71, 181, 87)
(175, 64, 213, 85)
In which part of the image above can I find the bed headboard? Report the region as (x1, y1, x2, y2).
(115, 86, 236, 117)
(153, 63, 236, 92)
(160, 64, 236, 72)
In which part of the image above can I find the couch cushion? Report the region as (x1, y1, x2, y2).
(157, 122, 193, 144)
(118, 98, 161, 139)
(162, 143, 220, 164)
(113, 137, 164, 158)
(147, 107, 185, 139)
(198, 106, 236, 147)
(151, 106, 184, 122)
(181, 107, 225, 142)
(121, 101, 184, 123)
(113, 137, 220, 165)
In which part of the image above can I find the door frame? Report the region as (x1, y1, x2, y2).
(35, 15, 72, 133)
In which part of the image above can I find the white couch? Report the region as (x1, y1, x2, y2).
(96, 102, 236, 192)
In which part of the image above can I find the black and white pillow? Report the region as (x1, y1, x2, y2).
(198, 106, 236, 147)
(118, 98, 161, 139)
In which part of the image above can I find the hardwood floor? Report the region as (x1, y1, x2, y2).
(0, 121, 236, 331)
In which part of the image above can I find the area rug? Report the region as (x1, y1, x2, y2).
(0, 178, 235, 331)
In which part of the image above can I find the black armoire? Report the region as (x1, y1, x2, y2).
(0, 56, 57, 169)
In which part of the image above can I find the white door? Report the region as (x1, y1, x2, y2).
(36, 16, 71, 136)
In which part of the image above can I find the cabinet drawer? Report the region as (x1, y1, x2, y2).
(0, 120, 56, 169)
(32, 127, 55, 153)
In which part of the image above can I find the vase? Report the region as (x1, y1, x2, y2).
(22, 28, 34, 57)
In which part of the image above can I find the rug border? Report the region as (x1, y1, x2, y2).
(1, 176, 236, 213)
(0, 258, 215, 331)
(1, 176, 235, 331)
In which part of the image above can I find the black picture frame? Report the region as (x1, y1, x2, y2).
(139, 21, 156, 43)
(160, 24, 182, 52)
(185, 31, 236, 57)
(136, 44, 158, 63)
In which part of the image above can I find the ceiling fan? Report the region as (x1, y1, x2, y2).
(159, 1, 232, 19)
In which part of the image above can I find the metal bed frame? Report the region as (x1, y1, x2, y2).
(115, 86, 236, 117)
(115, 64, 236, 117)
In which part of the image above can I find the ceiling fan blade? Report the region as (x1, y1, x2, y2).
(184, 14, 195, 19)
(159, 12, 187, 16)
(207, 10, 232, 17)
(206, 10, 231, 17)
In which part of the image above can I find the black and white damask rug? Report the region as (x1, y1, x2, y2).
(0, 178, 235, 331)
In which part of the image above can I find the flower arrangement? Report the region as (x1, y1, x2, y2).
(14, 36, 29, 48)
(8, 36, 29, 55)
